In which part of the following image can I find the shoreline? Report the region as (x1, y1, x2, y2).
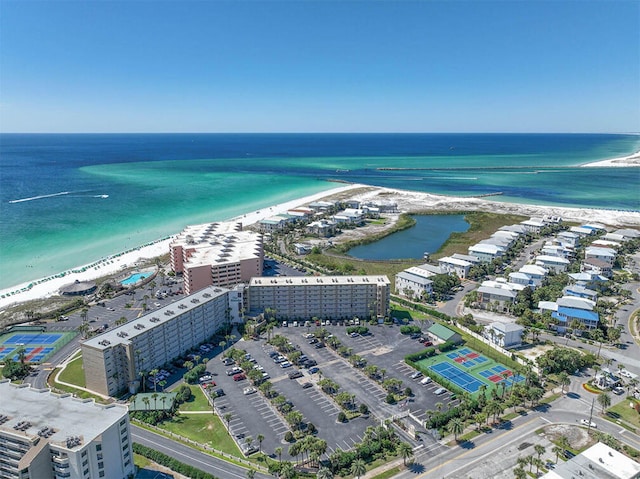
(580, 150, 640, 168)
(0, 183, 362, 310)
(2, 182, 639, 311)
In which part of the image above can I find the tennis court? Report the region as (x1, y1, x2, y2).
(0, 331, 71, 363)
(416, 345, 523, 395)
(430, 361, 484, 393)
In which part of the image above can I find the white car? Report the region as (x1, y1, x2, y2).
(243, 387, 257, 395)
(411, 371, 423, 379)
(434, 387, 447, 395)
(420, 377, 432, 385)
(580, 419, 597, 428)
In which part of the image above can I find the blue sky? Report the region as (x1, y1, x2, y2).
(1, 1, 638, 133)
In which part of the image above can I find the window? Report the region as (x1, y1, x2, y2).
(98, 461, 104, 469)
(82, 460, 88, 467)
(99, 472, 105, 478)
(83, 468, 89, 476)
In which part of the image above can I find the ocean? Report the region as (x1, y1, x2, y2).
(0, 133, 638, 290)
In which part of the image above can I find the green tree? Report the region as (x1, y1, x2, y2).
(449, 418, 464, 441)
(398, 442, 414, 466)
(597, 392, 611, 413)
(558, 372, 570, 394)
(317, 467, 333, 479)
(351, 459, 366, 479)
(223, 413, 232, 434)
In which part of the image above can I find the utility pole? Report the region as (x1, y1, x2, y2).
(587, 396, 595, 434)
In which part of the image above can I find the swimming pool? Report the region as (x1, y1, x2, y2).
(120, 272, 152, 286)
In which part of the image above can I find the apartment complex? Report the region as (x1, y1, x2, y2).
(247, 275, 390, 320)
(82, 285, 242, 396)
(169, 221, 263, 294)
(0, 381, 133, 479)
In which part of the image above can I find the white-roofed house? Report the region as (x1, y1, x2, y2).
(498, 224, 528, 235)
(468, 243, 504, 263)
(564, 284, 598, 302)
(438, 256, 473, 279)
(509, 271, 536, 289)
(520, 218, 546, 234)
(306, 219, 337, 237)
(569, 226, 596, 237)
(557, 296, 596, 311)
(452, 253, 481, 264)
(477, 285, 517, 311)
(535, 255, 570, 273)
(537, 301, 558, 313)
(415, 263, 445, 276)
(585, 246, 616, 266)
(395, 269, 434, 299)
(557, 231, 580, 247)
(568, 271, 609, 290)
(484, 321, 524, 348)
(519, 264, 548, 285)
(612, 228, 640, 240)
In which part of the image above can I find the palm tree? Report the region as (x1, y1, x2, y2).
(275, 446, 283, 463)
(552, 445, 564, 463)
(351, 459, 366, 479)
(223, 413, 232, 434)
(246, 470, 256, 479)
(558, 372, 570, 394)
(317, 467, 333, 479)
(449, 418, 464, 441)
(534, 444, 546, 462)
(279, 462, 295, 479)
(256, 434, 264, 453)
(142, 397, 150, 410)
(513, 467, 526, 479)
(597, 392, 611, 413)
(398, 442, 413, 466)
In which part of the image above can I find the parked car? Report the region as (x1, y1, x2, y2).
(420, 377, 432, 385)
(422, 341, 433, 347)
(222, 357, 234, 366)
(580, 419, 597, 428)
(315, 343, 325, 349)
(308, 367, 319, 374)
(288, 370, 303, 379)
(212, 388, 225, 397)
(226, 367, 242, 376)
(434, 387, 447, 395)
(411, 371, 423, 379)
(613, 387, 625, 395)
(243, 387, 257, 395)
(233, 373, 246, 381)
(301, 382, 313, 389)
(199, 375, 213, 383)
(280, 361, 292, 369)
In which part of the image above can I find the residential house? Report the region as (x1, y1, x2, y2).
(520, 218, 546, 234)
(539, 442, 640, 479)
(468, 243, 504, 263)
(484, 322, 524, 349)
(518, 264, 548, 286)
(438, 256, 473, 279)
(585, 246, 616, 265)
(581, 257, 613, 278)
(557, 231, 580, 247)
(395, 269, 433, 298)
(535, 255, 570, 273)
(569, 226, 596, 237)
(564, 284, 598, 302)
(552, 305, 599, 331)
(306, 219, 337, 237)
(451, 253, 481, 264)
(477, 285, 517, 309)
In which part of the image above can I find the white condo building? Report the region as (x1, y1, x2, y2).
(0, 381, 134, 479)
(169, 221, 263, 295)
(82, 285, 242, 396)
(247, 275, 390, 321)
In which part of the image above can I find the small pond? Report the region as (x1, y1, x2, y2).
(347, 214, 470, 260)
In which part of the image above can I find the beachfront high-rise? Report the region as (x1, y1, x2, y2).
(0, 381, 134, 479)
(247, 275, 391, 320)
(81, 285, 242, 396)
(169, 221, 264, 295)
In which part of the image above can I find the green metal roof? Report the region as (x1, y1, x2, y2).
(428, 323, 459, 341)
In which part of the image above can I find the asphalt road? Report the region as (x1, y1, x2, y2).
(131, 425, 270, 479)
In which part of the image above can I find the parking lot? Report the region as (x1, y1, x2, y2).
(275, 322, 458, 439)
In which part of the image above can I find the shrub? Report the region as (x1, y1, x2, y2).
(400, 325, 422, 335)
(284, 431, 294, 442)
(337, 411, 347, 422)
(133, 443, 218, 479)
(359, 403, 369, 415)
(385, 393, 396, 404)
(404, 387, 413, 397)
(307, 423, 317, 434)
(439, 341, 457, 352)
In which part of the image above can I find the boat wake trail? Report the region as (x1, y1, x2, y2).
(8, 192, 109, 203)
(9, 191, 71, 203)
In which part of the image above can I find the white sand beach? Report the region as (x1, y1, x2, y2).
(581, 150, 640, 167)
(1, 182, 639, 311)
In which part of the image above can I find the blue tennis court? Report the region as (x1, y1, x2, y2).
(429, 361, 484, 393)
(3, 333, 63, 345)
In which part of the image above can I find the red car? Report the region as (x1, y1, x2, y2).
(233, 373, 246, 381)
(423, 341, 433, 347)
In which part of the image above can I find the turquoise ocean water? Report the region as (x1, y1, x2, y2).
(0, 133, 638, 290)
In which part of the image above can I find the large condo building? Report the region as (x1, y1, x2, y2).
(169, 221, 264, 295)
(82, 285, 242, 396)
(247, 275, 390, 320)
(0, 381, 133, 479)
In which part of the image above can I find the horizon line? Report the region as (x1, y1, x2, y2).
(1, 131, 639, 135)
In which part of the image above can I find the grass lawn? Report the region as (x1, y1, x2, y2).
(179, 385, 212, 412)
(371, 466, 401, 479)
(161, 413, 241, 457)
(58, 355, 86, 387)
(390, 305, 432, 323)
(134, 453, 152, 468)
(606, 399, 640, 429)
